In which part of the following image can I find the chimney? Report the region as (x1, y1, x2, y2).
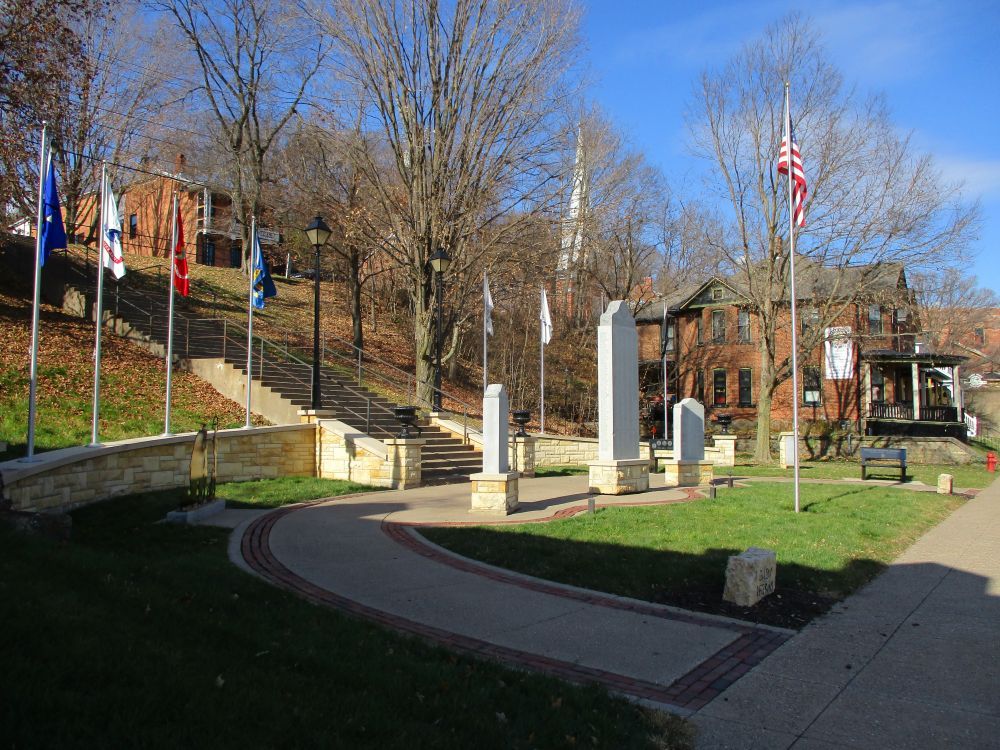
(174, 153, 186, 175)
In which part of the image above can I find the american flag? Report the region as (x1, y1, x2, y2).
(778, 126, 807, 227)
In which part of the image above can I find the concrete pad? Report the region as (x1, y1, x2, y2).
(692, 714, 797, 750)
(787, 738, 853, 749)
(845, 640, 1000, 714)
(804, 689, 1000, 750)
(754, 641, 874, 689)
(699, 672, 841, 736)
(492, 606, 739, 686)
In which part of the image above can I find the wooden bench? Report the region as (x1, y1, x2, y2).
(860, 447, 907, 481)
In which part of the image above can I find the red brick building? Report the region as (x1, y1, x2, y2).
(70, 156, 270, 269)
(636, 265, 968, 439)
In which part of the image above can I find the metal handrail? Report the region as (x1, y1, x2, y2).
(61, 249, 477, 433)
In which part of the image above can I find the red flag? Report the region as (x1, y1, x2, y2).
(173, 201, 189, 296)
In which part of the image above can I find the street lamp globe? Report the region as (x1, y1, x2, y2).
(304, 215, 332, 249)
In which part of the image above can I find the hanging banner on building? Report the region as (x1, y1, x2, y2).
(824, 326, 853, 379)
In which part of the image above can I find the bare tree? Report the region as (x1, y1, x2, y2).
(320, 0, 581, 407)
(690, 15, 978, 462)
(154, 0, 328, 270)
(0, 0, 101, 216)
(570, 109, 670, 313)
(275, 114, 395, 351)
(911, 268, 999, 366)
(48, 3, 175, 242)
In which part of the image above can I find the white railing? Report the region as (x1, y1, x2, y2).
(965, 411, 978, 438)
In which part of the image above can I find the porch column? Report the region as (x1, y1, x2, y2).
(911, 362, 920, 419)
(953, 365, 963, 412)
(861, 362, 871, 418)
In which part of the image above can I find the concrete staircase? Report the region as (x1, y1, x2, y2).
(68, 264, 482, 485)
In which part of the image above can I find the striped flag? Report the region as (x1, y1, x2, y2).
(778, 121, 807, 228)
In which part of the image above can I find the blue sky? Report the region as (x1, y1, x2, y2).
(581, 0, 1000, 294)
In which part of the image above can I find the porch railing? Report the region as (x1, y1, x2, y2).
(867, 403, 960, 422)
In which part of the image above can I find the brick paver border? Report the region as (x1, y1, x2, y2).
(240, 496, 790, 711)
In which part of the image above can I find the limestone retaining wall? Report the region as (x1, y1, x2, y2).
(0, 424, 315, 513)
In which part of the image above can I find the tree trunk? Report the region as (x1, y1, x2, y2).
(413, 284, 435, 410)
(350, 264, 364, 352)
(754, 344, 776, 464)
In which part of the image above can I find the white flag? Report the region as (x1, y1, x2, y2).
(484, 273, 494, 336)
(101, 182, 126, 279)
(540, 287, 552, 345)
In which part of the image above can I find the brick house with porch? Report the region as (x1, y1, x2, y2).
(635, 264, 968, 440)
(70, 155, 279, 269)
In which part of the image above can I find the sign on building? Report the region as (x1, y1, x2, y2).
(824, 326, 853, 379)
(257, 228, 281, 245)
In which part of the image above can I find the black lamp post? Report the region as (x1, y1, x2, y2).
(304, 216, 331, 410)
(429, 247, 451, 412)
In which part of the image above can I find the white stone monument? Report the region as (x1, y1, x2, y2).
(588, 301, 650, 494)
(937, 473, 953, 495)
(723, 547, 777, 607)
(470, 384, 519, 513)
(662, 398, 714, 487)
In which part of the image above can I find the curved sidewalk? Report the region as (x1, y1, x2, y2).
(235, 474, 792, 714)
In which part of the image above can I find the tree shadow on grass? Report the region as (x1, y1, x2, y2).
(420, 526, 888, 630)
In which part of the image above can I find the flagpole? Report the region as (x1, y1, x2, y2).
(785, 82, 802, 514)
(25, 122, 48, 461)
(90, 163, 108, 446)
(245, 216, 256, 428)
(164, 192, 178, 435)
(662, 301, 669, 438)
(540, 286, 546, 434)
(483, 272, 488, 392)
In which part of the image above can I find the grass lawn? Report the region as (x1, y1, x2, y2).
(732, 460, 992, 489)
(217, 477, 380, 508)
(422, 482, 966, 629)
(0, 490, 691, 749)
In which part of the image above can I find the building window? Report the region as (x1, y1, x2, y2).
(712, 286, 724, 301)
(713, 368, 727, 407)
(803, 366, 821, 405)
(230, 246, 242, 268)
(893, 307, 909, 331)
(868, 304, 883, 334)
(696, 316, 703, 345)
(202, 240, 216, 266)
(662, 321, 675, 354)
(712, 310, 726, 343)
(696, 369, 704, 402)
(870, 367, 885, 403)
(802, 307, 819, 337)
(129, 214, 137, 239)
(739, 368, 752, 406)
(737, 309, 751, 343)
(975, 327, 985, 347)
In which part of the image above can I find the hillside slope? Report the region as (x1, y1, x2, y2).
(0, 267, 265, 461)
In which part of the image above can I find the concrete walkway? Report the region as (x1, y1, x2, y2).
(692, 476, 1000, 749)
(222, 472, 999, 747)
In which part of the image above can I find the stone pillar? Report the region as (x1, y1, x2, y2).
(588, 301, 650, 495)
(511, 436, 536, 477)
(937, 473, 953, 495)
(662, 398, 713, 487)
(470, 384, 519, 513)
(778, 431, 798, 469)
(712, 434, 737, 467)
(384, 438, 425, 489)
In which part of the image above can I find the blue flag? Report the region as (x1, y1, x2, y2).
(251, 233, 276, 310)
(39, 153, 67, 266)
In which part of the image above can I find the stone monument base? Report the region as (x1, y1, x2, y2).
(588, 458, 650, 495)
(663, 459, 714, 487)
(723, 547, 776, 607)
(469, 471, 519, 514)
